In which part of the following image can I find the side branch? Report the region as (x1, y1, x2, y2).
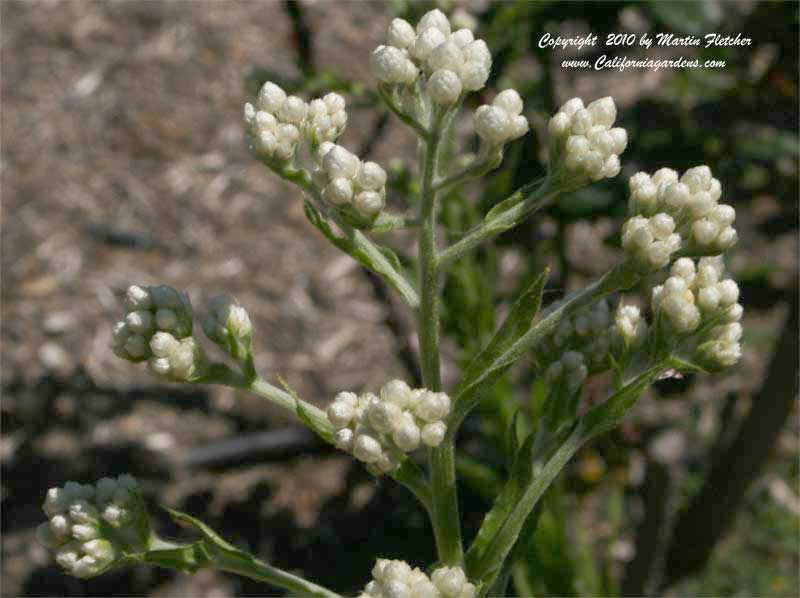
(378, 85, 429, 139)
(439, 178, 556, 269)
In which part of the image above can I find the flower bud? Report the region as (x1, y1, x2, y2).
(257, 82, 287, 113)
(421, 421, 446, 447)
(427, 69, 462, 105)
(493, 89, 523, 116)
(387, 18, 416, 49)
(353, 433, 383, 464)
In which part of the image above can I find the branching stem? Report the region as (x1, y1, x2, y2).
(418, 104, 464, 566)
(439, 178, 556, 270)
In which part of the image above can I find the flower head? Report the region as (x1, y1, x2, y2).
(359, 559, 476, 598)
(315, 143, 388, 225)
(112, 285, 206, 381)
(244, 82, 347, 163)
(626, 166, 736, 258)
(371, 9, 493, 104)
(38, 476, 148, 579)
(474, 89, 529, 148)
(328, 380, 451, 474)
(548, 97, 627, 186)
(651, 257, 744, 367)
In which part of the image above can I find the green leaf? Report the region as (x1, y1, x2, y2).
(278, 375, 335, 444)
(164, 507, 241, 554)
(507, 410, 524, 460)
(467, 360, 671, 590)
(370, 211, 416, 232)
(579, 361, 670, 442)
(138, 542, 210, 573)
(454, 262, 641, 426)
(304, 200, 418, 307)
(304, 200, 352, 254)
(484, 189, 526, 223)
(528, 492, 576, 597)
(466, 431, 540, 579)
(456, 455, 504, 502)
(163, 508, 342, 598)
(460, 269, 549, 404)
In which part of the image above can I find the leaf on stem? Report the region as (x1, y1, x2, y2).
(466, 361, 671, 589)
(454, 269, 548, 421)
(278, 375, 335, 444)
(304, 200, 417, 306)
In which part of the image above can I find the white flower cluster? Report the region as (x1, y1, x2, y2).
(653, 257, 743, 367)
(371, 9, 492, 103)
(37, 476, 142, 579)
(621, 212, 683, 270)
(473, 89, 529, 147)
(545, 350, 588, 393)
(243, 82, 347, 161)
(359, 559, 476, 598)
(627, 166, 737, 257)
(548, 97, 627, 183)
(315, 142, 387, 219)
(327, 380, 450, 474)
(112, 285, 203, 381)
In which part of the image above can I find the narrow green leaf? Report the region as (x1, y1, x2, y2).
(164, 507, 241, 554)
(304, 200, 353, 255)
(304, 200, 418, 307)
(459, 269, 548, 408)
(139, 543, 210, 573)
(454, 261, 641, 426)
(483, 189, 526, 223)
(579, 361, 669, 442)
(278, 375, 335, 444)
(466, 433, 539, 576)
(164, 507, 343, 597)
(468, 359, 671, 589)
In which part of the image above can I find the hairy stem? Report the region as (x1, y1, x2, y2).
(212, 553, 343, 598)
(378, 85, 429, 139)
(243, 376, 431, 509)
(438, 177, 556, 269)
(419, 105, 464, 566)
(143, 537, 342, 598)
(451, 260, 641, 429)
(295, 169, 420, 307)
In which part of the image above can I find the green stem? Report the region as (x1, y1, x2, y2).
(469, 360, 671, 590)
(438, 178, 557, 270)
(371, 210, 420, 232)
(451, 260, 642, 428)
(418, 105, 464, 566)
(431, 149, 501, 193)
(243, 376, 431, 509)
(297, 170, 420, 308)
(378, 84, 429, 139)
(211, 549, 343, 597)
(249, 376, 330, 427)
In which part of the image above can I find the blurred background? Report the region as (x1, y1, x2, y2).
(2, 1, 798, 596)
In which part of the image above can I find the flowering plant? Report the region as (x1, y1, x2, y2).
(38, 9, 742, 597)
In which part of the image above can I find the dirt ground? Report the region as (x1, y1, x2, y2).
(1, 2, 422, 595)
(2, 2, 798, 597)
